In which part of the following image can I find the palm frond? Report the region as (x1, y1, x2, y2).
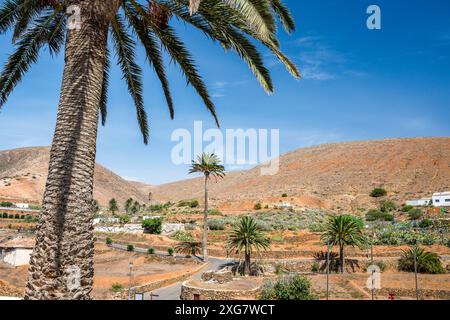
(111, 14, 149, 144)
(123, 2, 174, 119)
(0, 9, 64, 108)
(99, 47, 110, 126)
(129, 0, 219, 127)
(269, 0, 295, 33)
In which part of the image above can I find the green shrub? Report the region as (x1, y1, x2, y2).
(0, 201, 13, 207)
(402, 205, 414, 212)
(168, 247, 174, 256)
(106, 237, 113, 245)
(311, 262, 320, 273)
(272, 234, 284, 242)
(370, 188, 387, 198)
(14, 213, 20, 219)
(2, 212, 7, 218)
(408, 209, 423, 220)
(189, 200, 199, 208)
(418, 219, 434, 228)
(119, 215, 130, 224)
(126, 244, 134, 252)
(399, 248, 446, 274)
(207, 209, 222, 216)
(142, 218, 162, 234)
(254, 203, 262, 210)
(208, 219, 225, 230)
(281, 193, 288, 198)
(111, 283, 124, 292)
(260, 274, 317, 300)
(8, 214, 13, 219)
(171, 231, 193, 242)
(24, 215, 37, 223)
(20, 215, 25, 219)
(365, 209, 394, 222)
(380, 200, 397, 213)
(147, 247, 155, 254)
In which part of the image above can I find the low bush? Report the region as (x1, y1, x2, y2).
(260, 274, 317, 300)
(408, 209, 423, 220)
(167, 247, 174, 256)
(281, 193, 288, 198)
(418, 219, 434, 228)
(365, 209, 394, 222)
(14, 214, 20, 219)
(119, 215, 130, 224)
(380, 200, 397, 213)
(207, 209, 222, 216)
(24, 215, 37, 223)
(2, 212, 7, 218)
(208, 219, 225, 230)
(111, 283, 123, 292)
(142, 218, 162, 234)
(254, 203, 262, 210)
(271, 234, 284, 242)
(126, 244, 134, 252)
(171, 231, 193, 242)
(147, 247, 155, 254)
(398, 248, 446, 274)
(402, 205, 414, 212)
(370, 188, 387, 198)
(8, 214, 13, 219)
(0, 201, 13, 207)
(106, 237, 113, 245)
(311, 262, 320, 273)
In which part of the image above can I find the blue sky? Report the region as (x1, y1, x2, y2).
(0, 0, 449, 184)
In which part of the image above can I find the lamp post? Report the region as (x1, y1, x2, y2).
(128, 261, 134, 300)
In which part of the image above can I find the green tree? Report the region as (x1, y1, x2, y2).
(408, 208, 423, 220)
(108, 198, 119, 215)
(379, 200, 396, 213)
(321, 215, 366, 273)
(370, 187, 387, 197)
(0, 0, 298, 300)
(399, 247, 446, 274)
(124, 198, 134, 214)
(142, 217, 162, 234)
(189, 153, 225, 261)
(227, 216, 270, 275)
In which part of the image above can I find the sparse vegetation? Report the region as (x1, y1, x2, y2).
(126, 244, 134, 252)
(399, 247, 446, 274)
(418, 219, 434, 228)
(254, 203, 262, 210)
(167, 247, 175, 256)
(118, 215, 130, 224)
(380, 200, 397, 213)
(175, 241, 201, 257)
(147, 247, 155, 254)
(260, 274, 317, 300)
(0, 201, 13, 207)
(171, 231, 193, 242)
(208, 219, 226, 231)
(177, 200, 199, 208)
(402, 205, 414, 212)
(408, 209, 423, 220)
(370, 187, 387, 198)
(281, 193, 288, 198)
(106, 237, 113, 245)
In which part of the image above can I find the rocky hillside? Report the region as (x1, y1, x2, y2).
(0, 147, 148, 206)
(145, 137, 450, 212)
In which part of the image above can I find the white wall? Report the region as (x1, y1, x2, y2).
(432, 194, 450, 207)
(2, 248, 32, 266)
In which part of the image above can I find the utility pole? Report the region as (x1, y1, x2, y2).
(128, 261, 133, 301)
(326, 242, 332, 300)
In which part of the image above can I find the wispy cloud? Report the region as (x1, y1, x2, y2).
(211, 80, 246, 98)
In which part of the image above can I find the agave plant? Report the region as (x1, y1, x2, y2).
(0, 0, 298, 299)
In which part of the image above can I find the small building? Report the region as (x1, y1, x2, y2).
(406, 198, 431, 207)
(432, 192, 450, 207)
(0, 237, 34, 267)
(15, 203, 29, 209)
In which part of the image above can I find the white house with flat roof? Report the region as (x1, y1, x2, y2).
(406, 198, 432, 207)
(432, 192, 450, 207)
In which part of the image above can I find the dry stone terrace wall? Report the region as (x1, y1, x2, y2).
(180, 281, 262, 300)
(374, 288, 450, 300)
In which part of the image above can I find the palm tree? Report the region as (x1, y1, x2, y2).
(227, 216, 270, 275)
(321, 215, 366, 273)
(0, 0, 298, 299)
(189, 152, 225, 261)
(175, 241, 202, 257)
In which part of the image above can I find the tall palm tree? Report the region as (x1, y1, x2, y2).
(189, 152, 225, 261)
(0, 0, 299, 299)
(228, 216, 270, 275)
(321, 215, 366, 273)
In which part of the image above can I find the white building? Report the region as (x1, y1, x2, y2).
(0, 237, 34, 267)
(432, 192, 450, 207)
(15, 203, 29, 209)
(406, 198, 431, 207)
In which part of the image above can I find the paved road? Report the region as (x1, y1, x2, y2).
(148, 257, 232, 300)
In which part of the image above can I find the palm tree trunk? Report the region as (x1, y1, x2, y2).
(202, 174, 209, 261)
(340, 244, 345, 274)
(25, 1, 117, 300)
(244, 251, 251, 276)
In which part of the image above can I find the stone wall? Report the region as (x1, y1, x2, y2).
(180, 281, 262, 300)
(375, 287, 450, 300)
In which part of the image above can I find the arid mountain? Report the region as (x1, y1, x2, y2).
(2, 138, 449, 213)
(145, 137, 450, 213)
(0, 147, 148, 207)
